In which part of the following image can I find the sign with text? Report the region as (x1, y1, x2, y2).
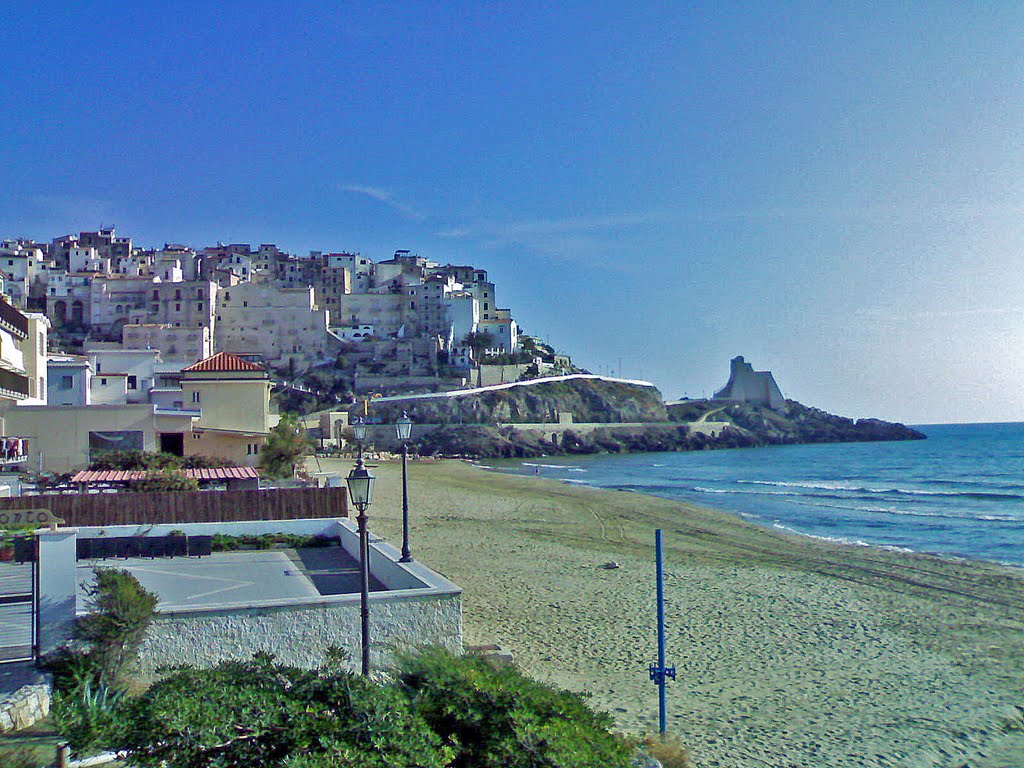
(0, 508, 66, 528)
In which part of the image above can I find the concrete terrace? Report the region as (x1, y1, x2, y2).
(75, 547, 387, 613)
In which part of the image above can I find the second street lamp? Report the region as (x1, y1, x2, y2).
(346, 454, 375, 676)
(395, 412, 413, 562)
(351, 417, 367, 461)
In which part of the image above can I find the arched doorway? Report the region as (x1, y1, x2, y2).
(52, 300, 67, 327)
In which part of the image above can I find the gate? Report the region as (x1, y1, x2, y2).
(0, 543, 37, 663)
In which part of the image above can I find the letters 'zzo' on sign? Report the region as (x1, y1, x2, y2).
(0, 508, 66, 527)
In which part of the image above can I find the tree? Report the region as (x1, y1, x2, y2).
(75, 569, 159, 689)
(259, 413, 313, 478)
(462, 330, 495, 386)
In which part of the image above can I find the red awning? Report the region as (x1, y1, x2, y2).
(71, 467, 260, 483)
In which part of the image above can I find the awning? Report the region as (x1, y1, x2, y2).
(71, 467, 260, 483)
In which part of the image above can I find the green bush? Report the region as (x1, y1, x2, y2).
(89, 450, 234, 471)
(128, 467, 200, 493)
(398, 647, 634, 768)
(63, 647, 638, 768)
(52, 680, 129, 757)
(122, 655, 450, 768)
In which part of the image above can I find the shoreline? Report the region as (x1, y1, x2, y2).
(311, 457, 1024, 768)
(471, 450, 1024, 572)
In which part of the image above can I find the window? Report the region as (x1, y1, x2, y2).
(100, 378, 108, 386)
(224, 291, 230, 300)
(192, 391, 200, 403)
(175, 303, 181, 312)
(127, 375, 137, 390)
(61, 375, 73, 390)
(152, 290, 159, 300)
(197, 288, 204, 299)
(173, 400, 184, 409)
(96, 362, 101, 372)
(174, 289, 181, 300)
(243, 301, 247, 307)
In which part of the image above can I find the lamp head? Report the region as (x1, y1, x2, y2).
(395, 411, 413, 441)
(351, 417, 367, 442)
(346, 459, 375, 507)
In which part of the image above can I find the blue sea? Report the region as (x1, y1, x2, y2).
(486, 422, 1024, 568)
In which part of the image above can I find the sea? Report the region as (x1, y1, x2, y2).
(484, 422, 1024, 568)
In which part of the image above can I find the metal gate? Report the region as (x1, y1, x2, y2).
(0, 545, 37, 663)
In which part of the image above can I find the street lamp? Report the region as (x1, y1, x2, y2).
(351, 417, 367, 461)
(395, 412, 413, 562)
(346, 452, 375, 676)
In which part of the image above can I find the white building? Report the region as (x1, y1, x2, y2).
(86, 348, 162, 403)
(46, 355, 92, 406)
(215, 283, 336, 370)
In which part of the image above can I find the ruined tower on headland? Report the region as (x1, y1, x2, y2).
(713, 355, 786, 410)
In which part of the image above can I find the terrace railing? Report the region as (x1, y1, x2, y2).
(0, 298, 28, 340)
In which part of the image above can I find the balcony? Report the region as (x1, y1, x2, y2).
(0, 437, 29, 465)
(0, 367, 30, 400)
(0, 297, 29, 340)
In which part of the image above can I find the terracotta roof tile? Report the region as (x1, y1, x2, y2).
(181, 352, 265, 373)
(71, 467, 260, 483)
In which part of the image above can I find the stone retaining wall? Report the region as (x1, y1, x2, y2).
(0, 681, 51, 733)
(138, 590, 462, 672)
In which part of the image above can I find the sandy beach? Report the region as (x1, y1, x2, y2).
(312, 457, 1024, 768)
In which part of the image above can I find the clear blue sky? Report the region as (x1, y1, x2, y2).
(3, 2, 1023, 424)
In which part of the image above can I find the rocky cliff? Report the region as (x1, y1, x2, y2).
(351, 377, 923, 458)
(364, 377, 668, 426)
(666, 399, 926, 446)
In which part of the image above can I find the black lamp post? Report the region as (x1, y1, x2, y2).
(395, 412, 413, 562)
(346, 443, 375, 675)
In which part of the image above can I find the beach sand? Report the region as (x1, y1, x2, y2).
(311, 457, 1024, 768)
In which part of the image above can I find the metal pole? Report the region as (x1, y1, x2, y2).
(648, 528, 675, 734)
(357, 504, 371, 675)
(656, 528, 668, 734)
(399, 441, 411, 562)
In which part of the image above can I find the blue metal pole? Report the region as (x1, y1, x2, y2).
(649, 529, 675, 734)
(656, 528, 668, 734)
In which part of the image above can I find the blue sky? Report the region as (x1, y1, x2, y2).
(3, 2, 1023, 424)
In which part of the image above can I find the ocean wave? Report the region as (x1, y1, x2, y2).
(769, 522, 885, 549)
(786, 498, 1022, 522)
(737, 479, 1024, 502)
(521, 462, 587, 472)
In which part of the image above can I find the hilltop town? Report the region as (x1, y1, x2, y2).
(0, 227, 923, 474)
(0, 227, 583, 472)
